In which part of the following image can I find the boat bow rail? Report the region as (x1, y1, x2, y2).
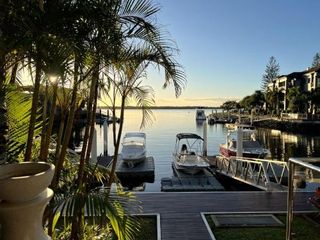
(215, 156, 289, 191)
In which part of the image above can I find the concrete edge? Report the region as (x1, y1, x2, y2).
(200, 210, 317, 240)
(134, 190, 314, 194)
(200, 213, 216, 240)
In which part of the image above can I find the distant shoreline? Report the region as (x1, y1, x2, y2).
(99, 106, 220, 110)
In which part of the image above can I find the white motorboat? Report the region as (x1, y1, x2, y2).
(120, 132, 146, 168)
(219, 125, 270, 158)
(172, 133, 210, 174)
(195, 108, 206, 121)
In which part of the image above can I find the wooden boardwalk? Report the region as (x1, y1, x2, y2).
(134, 191, 316, 240)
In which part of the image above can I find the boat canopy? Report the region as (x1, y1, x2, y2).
(176, 133, 203, 140)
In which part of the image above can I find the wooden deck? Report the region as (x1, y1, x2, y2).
(134, 191, 316, 240)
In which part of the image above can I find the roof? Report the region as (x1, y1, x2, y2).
(176, 133, 203, 140)
(277, 66, 320, 79)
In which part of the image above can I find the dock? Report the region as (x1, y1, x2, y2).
(115, 156, 155, 179)
(133, 191, 316, 240)
(97, 155, 155, 186)
(97, 156, 154, 177)
(161, 176, 224, 192)
(161, 164, 224, 192)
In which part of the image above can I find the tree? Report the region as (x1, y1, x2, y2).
(309, 87, 320, 114)
(2, 0, 186, 239)
(104, 57, 161, 186)
(220, 101, 239, 111)
(238, 91, 265, 111)
(261, 56, 280, 92)
(239, 95, 252, 110)
(312, 52, 320, 67)
(287, 87, 308, 113)
(265, 88, 279, 114)
(251, 90, 265, 109)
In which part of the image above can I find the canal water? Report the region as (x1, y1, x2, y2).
(92, 109, 320, 192)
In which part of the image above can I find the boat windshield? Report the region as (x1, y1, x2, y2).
(176, 138, 203, 155)
(123, 137, 145, 146)
(228, 129, 256, 141)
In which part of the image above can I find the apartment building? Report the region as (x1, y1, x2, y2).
(267, 66, 320, 111)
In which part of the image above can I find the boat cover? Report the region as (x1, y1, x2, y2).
(176, 133, 203, 140)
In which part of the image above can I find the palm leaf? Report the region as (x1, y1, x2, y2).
(5, 84, 42, 162)
(53, 190, 141, 240)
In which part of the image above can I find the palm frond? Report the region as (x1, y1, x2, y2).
(5, 84, 42, 162)
(53, 189, 141, 240)
(129, 84, 155, 129)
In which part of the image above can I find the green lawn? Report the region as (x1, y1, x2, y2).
(205, 214, 320, 240)
(134, 216, 158, 240)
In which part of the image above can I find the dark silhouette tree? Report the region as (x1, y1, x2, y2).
(312, 52, 320, 67)
(261, 56, 280, 92)
(220, 101, 239, 111)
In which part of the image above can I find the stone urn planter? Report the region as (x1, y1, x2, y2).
(0, 162, 55, 240)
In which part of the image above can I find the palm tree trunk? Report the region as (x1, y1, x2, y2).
(70, 60, 99, 240)
(71, 82, 98, 240)
(25, 56, 42, 162)
(84, 82, 98, 165)
(0, 54, 8, 163)
(46, 102, 65, 236)
(39, 79, 48, 161)
(107, 95, 125, 189)
(9, 62, 18, 84)
(54, 112, 65, 162)
(77, 63, 98, 187)
(51, 60, 79, 188)
(40, 83, 58, 161)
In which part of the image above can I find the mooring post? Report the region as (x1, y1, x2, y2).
(103, 120, 108, 156)
(203, 121, 208, 156)
(236, 127, 243, 157)
(286, 161, 295, 240)
(91, 128, 97, 163)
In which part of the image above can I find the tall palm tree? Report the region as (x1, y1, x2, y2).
(68, 0, 186, 238)
(2, 0, 186, 239)
(103, 59, 155, 188)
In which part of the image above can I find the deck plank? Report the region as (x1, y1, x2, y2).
(133, 191, 315, 240)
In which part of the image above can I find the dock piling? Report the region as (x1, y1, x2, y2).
(203, 122, 207, 156)
(91, 128, 97, 163)
(103, 120, 108, 156)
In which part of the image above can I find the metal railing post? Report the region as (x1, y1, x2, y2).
(286, 161, 294, 240)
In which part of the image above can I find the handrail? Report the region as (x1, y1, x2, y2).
(229, 156, 288, 165)
(289, 157, 320, 172)
(215, 156, 288, 191)
(286, 157, 320, 240)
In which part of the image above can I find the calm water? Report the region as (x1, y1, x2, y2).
(92, 109, 320, 192)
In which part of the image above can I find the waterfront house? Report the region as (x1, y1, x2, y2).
(268, 66, 320, 113)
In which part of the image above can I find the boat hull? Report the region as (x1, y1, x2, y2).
(219, 145, 268, 159)
(120, 132, 147, 168)
(173, 161, 206, 175)
(172, 154, 209, 175)
(122, 155, 146, 168)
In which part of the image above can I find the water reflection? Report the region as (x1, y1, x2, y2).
(72, 109, 320, 191)
(255, 128, 320, 161)
(255, 128, 320, 190)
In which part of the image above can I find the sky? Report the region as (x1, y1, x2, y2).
(145, 0, 320, 107)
